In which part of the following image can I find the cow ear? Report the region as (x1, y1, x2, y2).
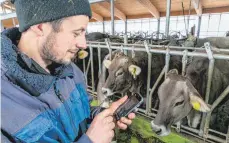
(190, 94, 210, 112)
(78, 50, 88, 59)
(168, 69, 178, 75)
(103, 60, 112, 69)
(128, 65, 141, 79)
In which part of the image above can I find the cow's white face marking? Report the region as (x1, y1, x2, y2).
(101, 87, 114, 97)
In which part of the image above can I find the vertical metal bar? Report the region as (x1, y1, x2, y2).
(187, 0, 192, 35)
(182, 50, 188, 76)
(203, 85, 229, 139)
(144, 41, 152, 114)
(182, 2, 188, 36)
(165, 0, 171, 38)
(98, 44, 102, 76)
(200, 42, 215, 137)
(103, 20, 105, 33)
(217, 14, 222, 37)
(157, 18, 160, 39)
(227, 125, 229, 143)
(83, 58, 87, 85)
(197, 16, 202, 38)
(204, 43, 215, 104)
(148, 67, 165, 110)
(165, 47, 170, 78)
(110, 0, 115, 35)
(89, 46, 95, 92)
(105, 39, 112, 60)
(125, 19, 127, 36)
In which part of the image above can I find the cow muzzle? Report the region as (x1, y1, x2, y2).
(101, 87, 113, 97)
(151, 121, 171, 136)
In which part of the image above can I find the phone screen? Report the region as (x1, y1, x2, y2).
(114, 93, 143, 120)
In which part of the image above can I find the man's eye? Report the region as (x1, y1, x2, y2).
(74, 32, 81, 37)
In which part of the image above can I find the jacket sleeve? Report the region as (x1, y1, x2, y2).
(75, 134, 92, 143)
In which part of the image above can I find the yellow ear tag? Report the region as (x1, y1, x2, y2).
(132, 68, 136, 78)
(78, 50, 88, 59)
(192, 101, 201, 111)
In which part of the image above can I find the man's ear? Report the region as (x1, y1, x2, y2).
(30, 24, 44, 36)
(190, 93, 210, 112)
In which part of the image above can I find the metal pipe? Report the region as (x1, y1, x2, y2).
(144, 41, 152, 114)
(105, 39, 112, 60)
(83, 59, 87, 85)
(165, 47, 170, 77)
(86, 59, 91, 82)
(103, 20, 105, 33)
(88, 44, 229, 60)
(227, 125, 229, 143)
(182, 2, 188, 36)
(110, 0, 115, 35)
(208, 129, 227, 137)
(197, 16, 202, 38)
(182, 50, 188, 76)
(98, 44, 102, 76)
(125, 19, 127, 36)
(165, 0, 171, 37)
(203, 85, 229, 139)
(157, 18, 160, 39)
(148, 66, 165, 112)
(187, 0, 191, 35)
(204, 43, 215, 103)
(89, 46, 95, 92)
(87, 41, 229, 53)
(200, 43, 215, 137)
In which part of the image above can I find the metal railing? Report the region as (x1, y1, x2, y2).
(81, 39, 229, 143)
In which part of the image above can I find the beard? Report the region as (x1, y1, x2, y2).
(40, 32, 74, 65)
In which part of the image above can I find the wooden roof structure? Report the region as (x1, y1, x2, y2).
(90, 0, 229, 22)
(1, 0, 229, 28)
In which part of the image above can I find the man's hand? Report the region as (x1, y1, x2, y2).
(86, 96, 136, 143)
(109, 96, 136, 130)
(86, 108, 115, 143)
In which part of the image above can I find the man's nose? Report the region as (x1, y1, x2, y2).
(76, 36, 87, 49)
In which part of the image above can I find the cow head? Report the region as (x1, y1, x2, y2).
(151, 69, 210, 136)
(101, 52, 141, 97)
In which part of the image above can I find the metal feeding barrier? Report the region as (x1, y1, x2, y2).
(81, 39, 229, 143)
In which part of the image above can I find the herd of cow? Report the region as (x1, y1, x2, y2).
(75, 32, 229, 138)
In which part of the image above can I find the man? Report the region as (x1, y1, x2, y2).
(1, 0, 135, 142)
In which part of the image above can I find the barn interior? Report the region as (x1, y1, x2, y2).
(1, 0, 229, 143)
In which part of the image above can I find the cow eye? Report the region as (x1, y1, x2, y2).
(175, 100, 184, 107)
(190, 72, 197, 77)
(116, 71, 123, 76)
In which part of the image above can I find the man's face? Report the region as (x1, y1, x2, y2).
(40, 15, 89, 65)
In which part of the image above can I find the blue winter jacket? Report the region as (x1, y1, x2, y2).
(1, 28, 100, 143)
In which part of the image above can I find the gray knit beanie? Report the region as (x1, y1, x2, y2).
(11, 0, 92, 32)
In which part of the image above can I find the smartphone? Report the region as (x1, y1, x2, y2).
(114, 93, 143, 121)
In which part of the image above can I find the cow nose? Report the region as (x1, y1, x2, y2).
(102, 90, 107, 95)
(102, 87, 108, 95)
(155, 129, 162, 135)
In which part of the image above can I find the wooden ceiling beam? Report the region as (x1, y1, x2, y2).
(97, 2, 126, 21)
(136, 0, 160, 19)
(92, 11, 103, 22)
(192, 0, 202, 15)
